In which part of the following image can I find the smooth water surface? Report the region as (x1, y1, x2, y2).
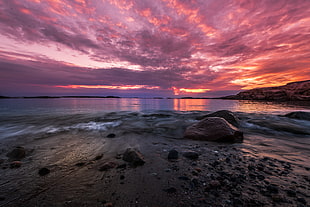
(1, 98, 310, 115)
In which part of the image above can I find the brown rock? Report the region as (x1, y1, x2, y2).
(99, 162, 117, 171)
(184, 117, 243, 143)
(123, 148, 145, 166)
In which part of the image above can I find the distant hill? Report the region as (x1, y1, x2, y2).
(223, 80, 310, 101)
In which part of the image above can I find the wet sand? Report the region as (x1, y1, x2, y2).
(0, 128, 309, 207)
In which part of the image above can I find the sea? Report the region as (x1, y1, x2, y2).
(0, 98, 310, 168)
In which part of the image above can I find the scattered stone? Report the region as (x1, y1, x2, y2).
(286, 189, 296, 197)
(163, 187, 177, 194)
(198, 110, 240, 127)
(184, 117, 243, 143)
(183, 151, 199, 160)
(99, 162, 117, 171)
(168, 149, 178, 160)
(106, 133, 116, 138)
(6, 147, 26, 160)
(0, 196, 5, 201)
(10, 161, 22, 168)
(104, 202, 113, 207)
(297, 197, 307, 205)
(271, 194, 286, 203)
(120, 175, 125, 180)
(209, 180, 221, 188)
(178, 176, 190, 181)
(267, 184, 279, 194)
(122, 148, 145, 166)
(117, 163, 127, 169)
(94, 154, 103, 160)
(75, 162, 86, 167)
(38, 167, 50, 176)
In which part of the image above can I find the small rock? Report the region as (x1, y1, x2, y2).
(75, 162, 86, 167)
(6, 147, 26, 160)
(297, 197, 307, 205)
(163, 187, 177, 194)
(122, 148, 145, 166)
(178, 176, 190, 181)
(94, 154, 103, 160)
(120, 175, 125, 180)
(209, 180, 221, 188)
(0, 196, 5, 201)
(106, 134, 116, 138)
(183, 151, 199, 160)
(267, 184, 279, 194)
(99, 162, 117, 171)
(286, 189, 296, 197)
(38, 167, 50, 176)
(117, 163, 127, 169)
(104, 202, 113, 207)
(10, 161, 22, 168)
(168, 149, 178, 160)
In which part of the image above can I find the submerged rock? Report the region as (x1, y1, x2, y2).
(6, 147, 26, 160)
(198, 110, 240, 127)
(284, 111, 310, 121)
(184, 117, 243, 143)
(122, 148, 145, 166)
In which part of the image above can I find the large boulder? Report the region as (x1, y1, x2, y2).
(184, 117, 243, 143)
(197, 110, 240, 127)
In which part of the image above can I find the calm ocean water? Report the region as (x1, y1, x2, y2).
(0, 98, 309, 168)
(0, 98, 310, 115)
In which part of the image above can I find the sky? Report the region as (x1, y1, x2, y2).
(0, 0, 309, 97)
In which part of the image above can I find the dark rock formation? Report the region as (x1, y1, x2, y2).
(122, 148, 145, 166)
(223, 80, 310, 101)
(197, 110, 240, 127)
(284, 111, 310, 121)
(6, 147, 26, 160)
(184, 117, 243, 143)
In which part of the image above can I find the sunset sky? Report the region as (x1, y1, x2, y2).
(0, 0, 309, 97)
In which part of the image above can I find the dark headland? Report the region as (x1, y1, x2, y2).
(222, 80, 310, 101)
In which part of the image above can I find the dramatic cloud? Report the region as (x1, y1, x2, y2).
(0, 0, 309, 97)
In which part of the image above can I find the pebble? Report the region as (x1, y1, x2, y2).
(163, 187, 177, 194)
(122, 148, 145, 166)
(10, 161, 22, 168)
(297, 197, 307, 205)
(106, 134, 116, 138)
(6, 147, 26, 160)
(94, 154, 103, 160)
(183, 151, 199, 160)
(284, 189, 294, 197)
(168, 149, 179, 160)
(38, 167, 50, 176)
(99, 162, 117, 171)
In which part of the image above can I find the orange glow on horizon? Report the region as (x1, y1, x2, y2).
(56, 84, 160, 90)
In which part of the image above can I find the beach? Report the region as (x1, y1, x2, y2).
(0, 109, 309, 207)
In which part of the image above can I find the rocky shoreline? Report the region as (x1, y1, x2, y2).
(0, 111, 309, 207)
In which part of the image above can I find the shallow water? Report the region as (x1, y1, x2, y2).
(0, 98, 310, 169)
